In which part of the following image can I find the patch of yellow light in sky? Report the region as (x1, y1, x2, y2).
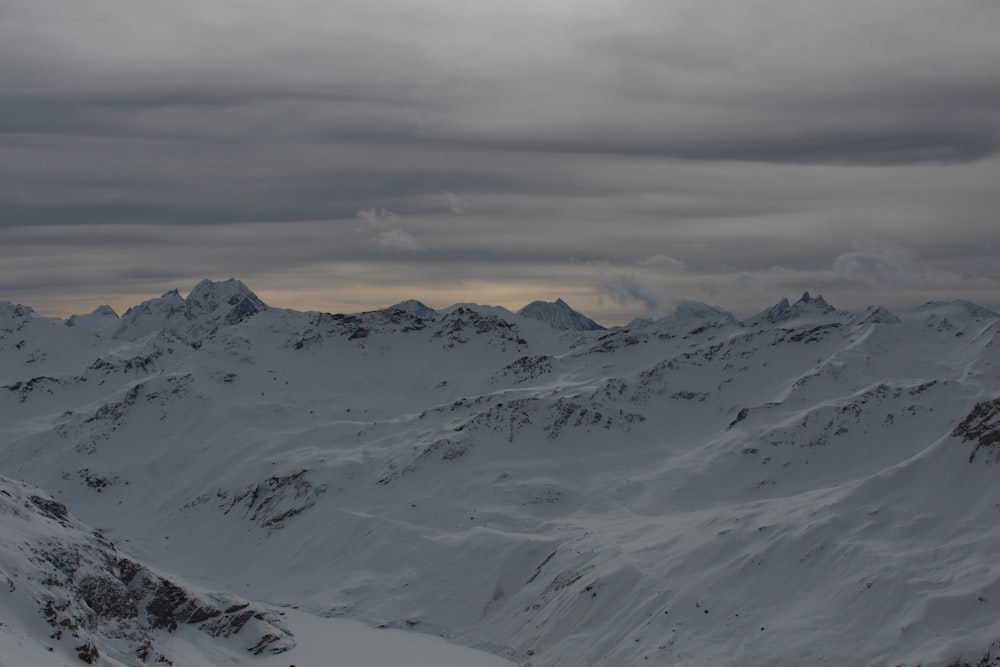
(258, 280, 610, 321)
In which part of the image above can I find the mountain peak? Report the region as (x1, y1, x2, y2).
(912, 300, 998, 320)
(628, 300, 738, 331)
(794, 292, 833, 309)
(186, 279, 267, 317)
(114, 279, 268, 341)
(746, 293, 839, 327)
(851, 305, 902, 325)
(65, 305, 119, 331)
(0, 301, 38, 321)
(518, 298, 605, 331)
(670, 299, 738, 324)
(386, 299, 438, 320)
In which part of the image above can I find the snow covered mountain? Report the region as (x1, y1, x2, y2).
(114, 278, 268, 343)
(743, 291, 840, 327)
(2, 280, 1000, 666)
(517, 298, 605, 331)
(627, 299, 738, 331)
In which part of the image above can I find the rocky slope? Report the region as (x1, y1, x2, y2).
(0, 475, 292, 666)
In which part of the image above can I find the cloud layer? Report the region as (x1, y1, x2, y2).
(2, 0, 999, 322)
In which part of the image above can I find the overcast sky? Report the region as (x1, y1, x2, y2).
(2, 0, 999, 324)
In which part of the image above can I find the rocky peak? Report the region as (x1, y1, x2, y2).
(114, 280, 268, 342)
(115, 290, 186, 338)
(795, 292, 834, 311)
(0, 301, 39, 322)
(518, 298, 605, 331)
(386, 299, 439, 320)
(851, 305, 902, 325)
(185, 279, 267, 321)
(745, 292, 841, 327)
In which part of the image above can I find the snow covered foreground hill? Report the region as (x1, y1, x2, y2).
(2, 279, 1000, 666)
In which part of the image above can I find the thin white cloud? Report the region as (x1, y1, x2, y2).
(637, 254, 685, 270)
(441, 191, 466, 215)
(357, 208, 420, 252)
(377, 229, 419, 252)
(831, 239, 965, 288)
(357, 208, 398, 227)
(593, 272, 660, 311)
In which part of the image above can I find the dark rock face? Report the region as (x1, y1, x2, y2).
(944, 639, 1000, 667)
(745, 292, 840, 327)
(77, 573, 139, 618)
(218, 470, 327, 528)
(490, 355, 554, 385)
(2, 476, 294, 664)
(953, 398, 1000, 463)
(76, 640, 100, 663)
(432, 308, 528, 349)
(29, 495, 70, 524)
(145, 580, 193, 631)
(225, 293, 266, 325)
(288, 307, 434, 350)
(4, 376, 62, 402)
(185, 279, 268, 324)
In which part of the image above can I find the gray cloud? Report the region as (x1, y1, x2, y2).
(830, 239, 969, 289)
(637, 255, 686, 270)
(357, 208, 420, 252)
(593, 273, 661, 312)
(1, 0, 999, 320)
(3, 1, 998, 166)
(376, 229, 419, 252)
(441, 191, 466, 215)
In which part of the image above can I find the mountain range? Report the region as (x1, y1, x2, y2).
(2, 279, 1000, 666)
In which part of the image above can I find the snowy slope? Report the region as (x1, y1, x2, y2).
(2, 280, 1000, 666)
(0, 474, 513, 667)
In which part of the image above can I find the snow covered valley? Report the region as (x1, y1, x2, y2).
(3, 280, 1000, 666)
